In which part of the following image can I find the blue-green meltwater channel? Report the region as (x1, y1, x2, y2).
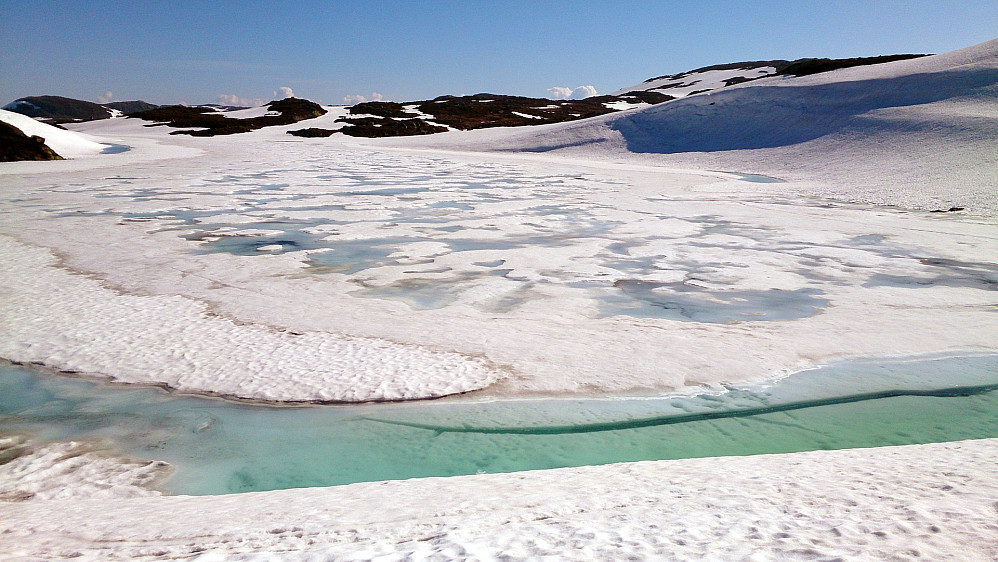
(1, 354, 997, 496)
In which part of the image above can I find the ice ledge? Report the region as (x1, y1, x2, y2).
(0, 235, 506, 402)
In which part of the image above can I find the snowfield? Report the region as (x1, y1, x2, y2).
(2, 38, 998, 559)
(400, 38, 998, 217)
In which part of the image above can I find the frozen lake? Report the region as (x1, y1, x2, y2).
(4, 354, 997, 496)
(3, 126, 997, 401)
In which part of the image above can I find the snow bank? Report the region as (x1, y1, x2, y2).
(0, 109, 108, 158)
(3, 439, 996, 559)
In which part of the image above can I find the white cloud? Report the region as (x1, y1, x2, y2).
(547, 85, 598, 100)
(97, 91, 114, 104)
(546, 87, 573, 100)
(571, 85, 598, 99)
(276, 86, 294, 99)
(217, 94, 265, 107)
(342, 92, 384, 105)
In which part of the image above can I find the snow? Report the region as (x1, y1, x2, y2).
(1, 37, 997, 559)
(0, 235, 503, 402)
(0, 437, 168, 502)
(3, 125, 994, 401)
(0, 109, 108, 158)
(400, 38, 998, 216)
(218, 106, 279, 119)
(602, 100, 649, 111)
(611, 65, 778, 97)
(3, 439, 997, 559)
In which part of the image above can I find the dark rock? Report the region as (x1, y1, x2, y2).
(615, 91, 676, 104)
(287, 127, 337, 138)
(778, 54, 929, 78)
(0, 120, 63, 161)
(338, 118, 447, 137)
(348, 102, 417, 118)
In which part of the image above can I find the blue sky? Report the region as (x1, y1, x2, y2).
(2, 0, 997, 106)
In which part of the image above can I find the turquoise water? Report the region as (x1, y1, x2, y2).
(101, 144, 131, 154)
(733, 173, 784, 183)
(1, 354, 997, 496)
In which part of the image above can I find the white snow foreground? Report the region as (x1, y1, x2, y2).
(2, 439, 997, 560)
(0, 236, 504, 402)
(0, 109, 108, 158)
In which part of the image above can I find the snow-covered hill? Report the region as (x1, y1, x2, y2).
(402, 38, 998, 215)
(0, 109, 109, 158)
(610, 55, 928, 99)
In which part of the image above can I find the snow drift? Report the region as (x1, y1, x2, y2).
(0, 109, 108, 158)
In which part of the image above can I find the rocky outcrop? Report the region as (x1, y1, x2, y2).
(287, 127, 338, 138)
(0, 121, 63, 161)
(337, 118, 447, 137)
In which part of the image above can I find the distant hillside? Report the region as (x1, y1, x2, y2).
(104, 100, 159, 114)
(0, 120, 63, 161)
(449, 38, 998, 215)
(2, 95, 160, 123)
(613, 54, 929, 98)
(296, 53, 929, 140)
(293, 91, 674, 138)
(131, 98, 326, 136)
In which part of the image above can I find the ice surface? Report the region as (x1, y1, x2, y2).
(0, 236, 504, 402)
